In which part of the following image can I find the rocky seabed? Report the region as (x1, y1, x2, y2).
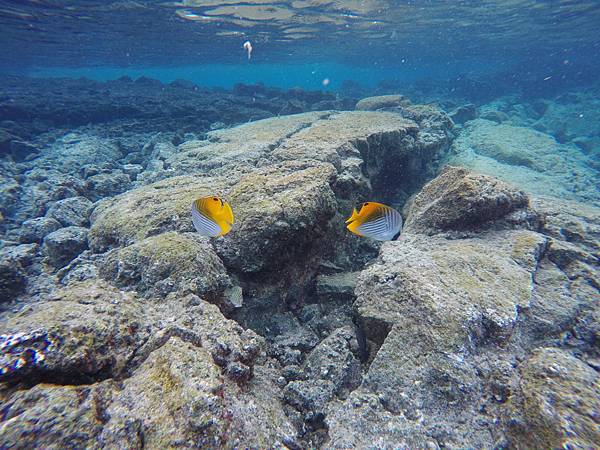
(0, 80, 598, 449)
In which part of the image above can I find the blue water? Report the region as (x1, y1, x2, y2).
(2, 0, 600, 93)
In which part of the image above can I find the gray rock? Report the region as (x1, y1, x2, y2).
(0, 259, 25, 303)
(506, 348, 600, 449)
(19, 216, 62, 243)
(404, 165, 529, 234)
(99, 231, 231, 304)
(355, 94, 410, 111)
(285, 379, 336, 413)
(9, 140, 39, 161)
(42, 226, 88, 268)
(449, 103, 477, 124)
(0, 380, 118, 448)
(121, 163, 143, 180)
(448, 119, 599, 206)
(85, 171, 131, 201)
(324, 166, 599, 448)
(46, 196, 93, 227)
(0, 279, 295, 448)
(215, 162, 338, 273)
(304, 326, 361, 393)
(480, 109, 510, 123)
(0, 243, 38, 268)
(315, 272, 358, 302)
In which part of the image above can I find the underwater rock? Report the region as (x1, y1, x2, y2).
(18, 216, 62, 243)
(303, 326, 361, 394)
(0, 279, 293, 448)
(323, 167, 599, 448)
(0, 75, 348, 140)
(0, 242, 38, 268)
(403, 165, 529, 234)
(449, 119, 599, 206)
(215, 162, 337, 273)
(0, 281, 147, 383)
(167, 111, 328, 179)
(480, 109, 509, 123)
(355, 94, 410, 111)
(89, 175, 227, 251)
(42, 226, 88, 268)
(0, 259, 26, 303)
(0, 380, 118, 448)
(99, 231, 230, 303)
(46, 196, 93, 227)
(85, 171, 131, 201)
(315, 271, 358, 302)
(99, 339, 296, 449)
(506, 347, 600, 449)
(531, 195, 600, 254)
(448, 103, 477, 124)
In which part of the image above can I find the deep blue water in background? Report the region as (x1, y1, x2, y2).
(1, 0, 600, 95)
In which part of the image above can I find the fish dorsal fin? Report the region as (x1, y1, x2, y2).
(345, 207, 360, 224)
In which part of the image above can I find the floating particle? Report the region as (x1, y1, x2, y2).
(322, 78, 330, 87)
(243, 41, 253, 60)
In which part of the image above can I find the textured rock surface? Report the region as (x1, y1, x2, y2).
(18, 216, 62, 243)
(42, 226, 89, 268)
(89, 175, 225, 251)
(46, 196, 94, 227)
(404, 165, 530, 234)
(506, 347, 600, 449)
(0, 101, 455, 448)
(99, 231, 231, 302)
(448, 119, 599, 206)
(0, 279, 297, 448)
(355, 94, 410, 111)
(4, 80, 597, 449)
(324, 167, 599, 449)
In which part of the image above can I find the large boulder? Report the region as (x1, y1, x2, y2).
(89, 175, 227, 252)
(403, 165, 530, 234)
(448, 119, 599, 206)
(0, 279, 297, 448)
(18, 216, 61, 243)
(325, 167, 599, 449)
(46, 196, 94, 227)
(215, 161, 338, 273)
(355, 94, 410, 111)
(506, 348, 600, 449)
(99, 231, 230, 302)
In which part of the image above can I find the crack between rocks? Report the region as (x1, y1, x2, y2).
(264, 112, 337, 157)
(124, 325, 203, 377)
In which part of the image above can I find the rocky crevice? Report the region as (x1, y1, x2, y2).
(2, 88, 598, 448)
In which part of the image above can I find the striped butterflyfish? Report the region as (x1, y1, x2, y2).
(345, 201, 403, 241)
(191, 196, 234, 237)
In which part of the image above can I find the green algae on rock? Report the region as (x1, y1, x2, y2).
(99, 231, 230, 302)
(506, 347, 600, 449)
(403, 165, 530, 234)
(89, 175, 228, 252)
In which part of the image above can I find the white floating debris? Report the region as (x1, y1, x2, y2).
(243, 41, 253, 60)
(322, 78, 330, 87)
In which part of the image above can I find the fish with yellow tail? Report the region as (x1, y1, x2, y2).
(191, 196, 234, 237)
(345, 201, 403, 241)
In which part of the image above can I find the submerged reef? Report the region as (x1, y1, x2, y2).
(0, 77, 598, 449)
